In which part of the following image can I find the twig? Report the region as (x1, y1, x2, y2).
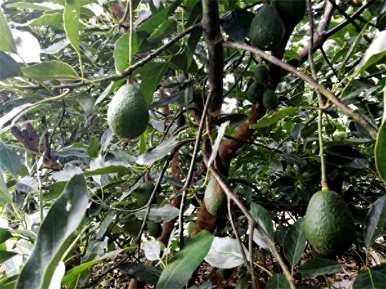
(135, 140, 192, 252)
(307, 0, 328, 190)
(227, 197, 258, 289)
(178, 91, 212, 248)
(319, 46, 339, 80)
(223, 41, 377, 139)
(6, 24, 201, 91)
(326, 0, 377, 37)
(205, 164, 296, 289)
(328, 0, 379, 30)
(327, 0, 362, 32)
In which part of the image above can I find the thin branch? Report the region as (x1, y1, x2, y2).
(328, 0, 379, 30)
(327, 0, 362, 32)
(308, 0, 328, 190)
(224, 41, 377, 139)
(7, 24, 201, 91)
(227, 197, 258, 289)
(319, 46, 339, 80)
(205, 164, 296, 289)
(326, 0, 377, 37)
(178, 91, 212, 248)
(135, 140, 192, 251)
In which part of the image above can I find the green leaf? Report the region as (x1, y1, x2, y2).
(283, 220, 306, 270)
(138, 62, 168, 104)
(63, 0, 80, 53)
(364, 196, 386, 248)
(0, 142, 28, 177)
(0, 228, 12, 244)
(113, 33, 140, 73)
(0, 275, 18, 289)
(265, 274, 290, 289)
(119, 263, 161, 284)
(0, 9, 16, 53)
(5, 2, 56, 11)
(62, 249, 127, 287)
(156, 230, 214, 289)
(299, 257, 341, 278)
(353, 269, 386, 289)
(0, 52, 21, 80)
(29, 12, 63, 28)
(251, 107, 299, 129)
(0, 250, 17, 263)
(357, 30, 386, 74)
(0, 172, 12, 205)
(375, 120, 386, 183)
(250, 203, 274, 249)
(136, 137, 181, 166)
(22, 61, 79, 81)
(84, 165, 131, 176)
(16, 174, 89, 289)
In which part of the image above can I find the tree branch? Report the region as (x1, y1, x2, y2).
(224, 41, 377, 139)
(201, 0, 224, 120)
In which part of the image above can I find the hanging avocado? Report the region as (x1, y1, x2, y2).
(262, 88, 279, 110)
(249, 5, 286, 51)
(107, 83, 149, 139)
(304, 190, 355, 256)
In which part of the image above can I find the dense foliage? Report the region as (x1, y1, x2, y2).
(0, 0, 386, 288)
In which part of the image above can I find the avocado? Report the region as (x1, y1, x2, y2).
(271, 0, 306, 26)
(133, 181, 154, 207)
(204, 176, 226, 216)
(262, 88, 279, 110)
(107, 83, 149, 139)
(123, 217, 142, 237)
(304, 190, 355, 256)
(249, 5, 285, 51)
(147, 221, 162, 238)
(255, 63, 270, 85)
(246, 81, 264, 102)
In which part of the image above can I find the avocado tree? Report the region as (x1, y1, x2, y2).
(0, 0, 386, 288)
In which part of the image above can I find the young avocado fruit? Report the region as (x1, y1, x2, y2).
(255, 63, 270, 85)
(204, 176, 226, 216)
(246, 81, 264, 102)
(262, 88, 279, 110)
(304, 190, 355, 256)
(123, 217, 142, 237)
(271, 0, 306, 26)
(133, 181, 154, 207)
(147, 221, 162, 238)
(107, 83, 149, 139)
(249, 5, 285, 51)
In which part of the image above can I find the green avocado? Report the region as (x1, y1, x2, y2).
(255, 63, 270, 85)
(147, 221, 162, 238)
(204, 176, 226, 216)
(123, 217, 142, 237)
(304, 190, 355, 256)
(262, 88, 279, 110)
(246, 81, 264, 102)
(133, 181, 154, 207)
(271, 0, 306, 26)
(107, 83, 149, 139)
(249, 5, 285, 51)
